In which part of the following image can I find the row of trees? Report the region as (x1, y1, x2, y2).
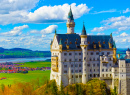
(0, 78, 117, 95)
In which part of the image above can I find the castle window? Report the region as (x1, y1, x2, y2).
(110, 74, 112, 77)
(91, 52, 93, 55)
(97, 64, 99, 66)
(64, 59, 67, 62)
(93, 42, 95, 44)
(110, 64, 111, 66)
(122, 65, 123, 67)
(98, 74, 99, 77)
(69, 59, 71, 61)
(94, 74, 96, 77)
(122, 70, 123, 72)
(79, 64, 82, 67)
(71, 64, 73, 67)
(90, 69, 91, 72)
(90, 74, 92, 77)
(90, 58, 91, 61)
(94, 69, 95, 72)
(102, 74, 104, 77)
(72, 75, 73, 78)
(110, 69, 111, 71)
(96, 52, 99, 55)
(93, 64, 95, 67)
(102, 69, 104, 72)
(64, 53, 67, 56)
(76, 75, 78, 78)
(64, 65, 67, 68)
(70, 42, 72, 44)
(109, 58, 111, 61)
(79, 59, 82, 61)
(87, 64, 90, 67)
(76, 38, 78, 41)
(79, 53, 81, 55)
(107, 52, 110, 55)
(115, 69, 117, 72)
(84, 57, 86, 60)
(93, 58, 95, 61)
(88, 42, 90, 44)
(97, 58, 99, 61)
(79, 75, 82, 78)
(64, 42, 67, 44)
(106, 69, 108, 72)
(75, 53, 77, 55)
(64, 70, 67, 73)
(69, 53, 72, 55)
(102, 58, 104, 60)
(71, 70, 73, 73)
(79, 70, 82, 72)
(103, 41, 105, 44)
(106, 74, 108, 77)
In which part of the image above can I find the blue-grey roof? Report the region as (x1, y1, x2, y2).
(56, 34, 115, 50)
(68, 7, 74, 20)
(87, 35, 113, 49)
(126, 59, 130, 63)
(56, 34, 81, 50)
(119, 55, 125, 60)
(81, 24, 87, 35)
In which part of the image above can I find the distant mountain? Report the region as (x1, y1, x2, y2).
(117, 48, 127, 54)
(0, 47, 51, 59)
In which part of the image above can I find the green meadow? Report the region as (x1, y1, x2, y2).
(16, 61, 51, 68)
(0, 61, 51, 85)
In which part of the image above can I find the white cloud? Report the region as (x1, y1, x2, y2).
(123, 8, 130, 13)
(0, 25, 28, 36)
(91, 9, 117, 14)
(91, 16, 130, 33)
(97, 33, 105, 35)
(120, 32, 128, 37)
(121, 39, 127, 42)
(0, 3, 91, 25)
(30, 25, 58, 37)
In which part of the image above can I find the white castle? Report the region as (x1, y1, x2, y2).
(50, 7, 130, 95)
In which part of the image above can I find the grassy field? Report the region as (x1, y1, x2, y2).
(16, 61, 51, 68)
(0, 61, 51, 85)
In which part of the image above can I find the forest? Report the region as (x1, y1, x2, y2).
(0, 78, 117, 95)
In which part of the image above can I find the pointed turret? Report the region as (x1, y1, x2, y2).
(127, 48, 130, 51)
(68, 6, 74, 20)
(66, 6, 75, 34)
(55, 29, 57, 35)
(59, 39, 62, 45)
(81, 22, 87, 35)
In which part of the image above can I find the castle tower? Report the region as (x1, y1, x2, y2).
(118, 56, 127, 95)
(126, 48, 130, 57)
(66, 7, 75, 34)
(80, 23, 88, 84)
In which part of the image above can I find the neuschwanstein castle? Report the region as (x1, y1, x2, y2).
(50, 7, 130, 95)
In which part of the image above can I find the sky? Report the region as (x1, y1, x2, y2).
(0, 0, 130, 51)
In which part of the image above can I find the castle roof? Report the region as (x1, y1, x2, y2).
(56, 34, 115, 50)
(56, 34, 81, 50)
(87, 35, 113, 49)
(119, 55, 125, 60)
(68, 7, 74, 20)
(81, 23, 87, 35)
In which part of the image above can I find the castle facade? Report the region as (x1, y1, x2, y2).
(50, 8, 130, 95)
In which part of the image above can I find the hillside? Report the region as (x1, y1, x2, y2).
(0, 47, 51, 58)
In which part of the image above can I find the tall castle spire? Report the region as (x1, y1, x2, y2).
(81, 22, 87, 35)
(66, 6, 75, 34)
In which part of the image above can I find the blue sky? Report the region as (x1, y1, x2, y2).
(0, 0, 130, 51)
